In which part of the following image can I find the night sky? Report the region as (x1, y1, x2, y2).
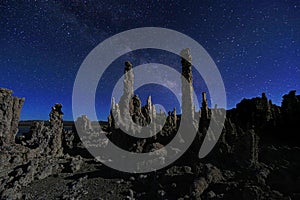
(0, 0, 299, 120)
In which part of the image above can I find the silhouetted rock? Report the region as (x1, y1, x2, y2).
(232, 129, 259, 167)
(282, 90, 300, 128)
(230, 93, 276, 130)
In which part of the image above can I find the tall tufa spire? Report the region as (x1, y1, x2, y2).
(119, 61, 134, 122)
(201, 92, 209, 120)
(181, 48, 194, 121)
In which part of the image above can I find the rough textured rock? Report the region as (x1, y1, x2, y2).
(0, 99, 71, 199)
(232, 129, 259, 167)
(131, 94, 145, 125)
(22, 121, 52, 154)
(0, 88, 24, 146)
(62, 175, 88, 199)
(190, 177, 209, 199)
(201, 92, 210, 121)
(110, 62, 153, 130)
(76, 115, 93, 132)
(49, 103, 64, 155)
(119, 61, 134, 125)
(181, 48, 194, 122)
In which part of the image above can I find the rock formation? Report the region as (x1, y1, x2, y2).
(228, 93, 281, 133)
(0, 88, 24, 146)
(180, 48, 194, 122)
(119, 61, 134, 125)
(131, 94, 144, 125)
(200, 92, 210, 120)
(232, 129, 259, 167)
(49, 103, 64, 155)
(173, 107, 177, 128)
(22, 121, 51, 152)
(1, 50, 300, 199)
(110, 62, 154, 130)
(0, 97, 74, 199)
(282, 90, 300, 126)
(76, 115, 93, 132)
(141, 96, 152, 125)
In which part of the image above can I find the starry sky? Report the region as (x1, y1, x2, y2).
(0, 0, 299, 120)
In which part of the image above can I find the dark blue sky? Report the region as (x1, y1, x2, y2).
(0, 0, 299, 120)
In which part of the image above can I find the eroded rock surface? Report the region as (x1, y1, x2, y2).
(0, 88, 24, 146)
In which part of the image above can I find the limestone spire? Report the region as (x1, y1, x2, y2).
(123, 61, 134, 97)
(119, 61, 134, 122)
(111, 97, 116, 110)
(181, 48, 194, 121)
(147, 96, 152, 111)
(173, 107, 177, 127)
(201, 92, 209, 120)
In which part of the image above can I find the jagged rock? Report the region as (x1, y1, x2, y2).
(0, 188, 22, 200)
(165, 166, 192, 177)
(22, 121, 51, 153)
(255, 166, 270, 185)
(230, 93, 280, 131)
(131, 94, 146, 125)
(63, 129, 75, 149)
(0, 88, 24, 146)
(282, 90, 300, 128)
(1, 70, 300, 200)
(111, 62, 152, 129)
(203, 164, 224, 184)
(181, 48, 194, 122)
(141, 96, 152, 126)
(29, 159, 62, 180)
(75, 115, 93, 132)
(201, 92, 210, 120)
(127, 189, 135, 199)
(81, 130, 108, 149)
(190, 177, 208, 199)
(49, 103, 64, 155)
(232, 129, 259, 167)
(119, 61, 134, 124)
(0, 157, 63, 199)
(173, 107, 177, 128)
(131, 139, 146, 153)
(62, 175, 88, 199)
(206, 191, 216, 199)
(63, 155, 83, 173)
(20, 105, 65, 157)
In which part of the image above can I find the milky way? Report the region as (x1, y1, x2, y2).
(0, 1, 299, 120)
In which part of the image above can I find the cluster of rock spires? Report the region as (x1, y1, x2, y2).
(108, 49, 197, 136)
(108, 61, 158, 134)
(1, 49, 300, 199)
(0, 90, 83, 199)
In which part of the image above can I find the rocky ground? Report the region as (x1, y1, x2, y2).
(1, 87, 300, 200)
